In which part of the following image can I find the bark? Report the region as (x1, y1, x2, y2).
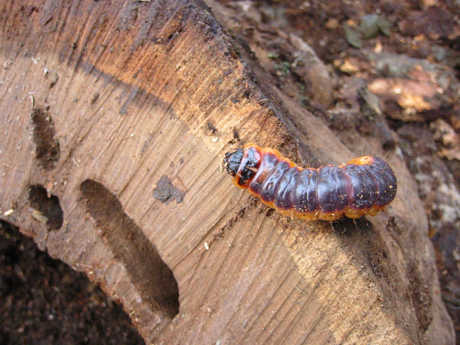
(0, 1, 454, 344)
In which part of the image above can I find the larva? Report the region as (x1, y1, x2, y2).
(223, 144, 397, 221)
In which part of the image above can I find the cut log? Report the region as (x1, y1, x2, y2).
(0, 1, 454, 344)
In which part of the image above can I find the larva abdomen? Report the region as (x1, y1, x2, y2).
(223, 144, 397, 221)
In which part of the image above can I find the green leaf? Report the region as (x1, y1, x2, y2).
(344, 24, 363, 48)
(377, 17, 392, 36)
(360, 14, 380, 39)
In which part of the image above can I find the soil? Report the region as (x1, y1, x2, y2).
(0, 0, 458, 344)
(0, 220, 145, 345)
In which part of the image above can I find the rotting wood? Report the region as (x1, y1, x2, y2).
(0, 1, 454, 344)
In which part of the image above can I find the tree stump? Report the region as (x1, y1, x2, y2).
(0, 1, 454, 344)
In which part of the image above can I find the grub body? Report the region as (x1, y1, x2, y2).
(224, 145, 397, 221)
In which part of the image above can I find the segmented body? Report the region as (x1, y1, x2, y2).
(223, 144, 397, 221)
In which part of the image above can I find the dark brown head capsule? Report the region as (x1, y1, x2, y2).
(223, 147, 260, 186)
(223, 149, 243, 176)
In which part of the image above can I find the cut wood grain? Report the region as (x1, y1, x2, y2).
(0, 1, 454, 344)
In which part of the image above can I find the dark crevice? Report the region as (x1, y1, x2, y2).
(407, 263, 433, 332)
(28, 185, 64, 230)
(80, 180, 179, 318)
(31, 107, 60, 170)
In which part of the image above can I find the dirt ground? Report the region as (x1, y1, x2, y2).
(0, 0, 458, 344)
(0, 220, 145, 345)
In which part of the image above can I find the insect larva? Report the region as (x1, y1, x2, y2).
(223, 144, 397, 221)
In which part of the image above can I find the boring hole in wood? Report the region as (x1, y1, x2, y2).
(80, 179, 179, 318)
(30, 107, 60, 170)
(28, 185, 63, 230)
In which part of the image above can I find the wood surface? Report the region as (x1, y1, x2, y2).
(0, 1, 454, 344)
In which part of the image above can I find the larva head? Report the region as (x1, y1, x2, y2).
(224, 149, 244, 177)
(224, 147, 260, 186)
